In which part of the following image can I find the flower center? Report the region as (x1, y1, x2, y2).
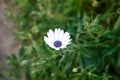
(54, 40, 62, 47)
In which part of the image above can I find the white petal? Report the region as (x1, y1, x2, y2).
(62, 32, 70, 43)
(44, 36, 54, 48)
(47, 29, 55, 41)
(54, 47, 60, 50)
(57, 28, 61, 40)
(61, 32, 71, 48)
(54, 28, 59, 40)
(59, 29, 64, 41)
(60, 45, 66, 48)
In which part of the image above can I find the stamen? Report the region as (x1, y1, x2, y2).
(54, 40, 62, 47)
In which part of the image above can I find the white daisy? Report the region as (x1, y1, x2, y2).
(44, 28, 71, 50)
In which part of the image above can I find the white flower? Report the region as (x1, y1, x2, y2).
(44, 28, 71, 50)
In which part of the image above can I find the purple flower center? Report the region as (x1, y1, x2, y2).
(54, 40, 62, 47)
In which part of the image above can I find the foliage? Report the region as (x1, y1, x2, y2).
(1, 0, 120, 80)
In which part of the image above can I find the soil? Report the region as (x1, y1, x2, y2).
(0, 0, 19, 78)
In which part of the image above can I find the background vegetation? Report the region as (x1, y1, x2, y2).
(1, 0, 120, 80)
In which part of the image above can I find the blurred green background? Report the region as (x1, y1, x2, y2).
(1, 0, 120, 80)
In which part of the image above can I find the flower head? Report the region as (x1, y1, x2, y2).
(44, 28, 71, 50)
